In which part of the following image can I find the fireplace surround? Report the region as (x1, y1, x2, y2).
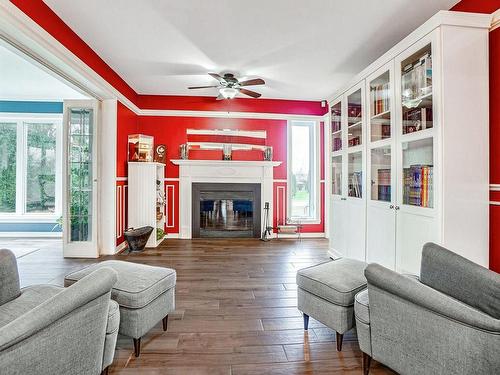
(171, 160, 281, 239)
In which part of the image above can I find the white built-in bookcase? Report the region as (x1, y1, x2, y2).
(327, 11, 491, 274)
(128, 162, 166, 247)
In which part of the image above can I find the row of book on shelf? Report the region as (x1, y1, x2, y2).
(371, 83, 390, 116)
(331, 112, 342, 133)
(377, 168, 391, 202)
(403, 164, 433, 208)
(333, 137, 342, 152)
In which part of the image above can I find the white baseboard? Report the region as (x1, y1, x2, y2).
(166, 233, 180, 239)
(0, 232, 62, 238)
(113, 241, 128, 254)
(275, 232, 325, 239)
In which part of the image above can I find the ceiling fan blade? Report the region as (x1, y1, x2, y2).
(238, 78, 265, 87)
(216, 93, 225, 100)
(208, 72, 226, 82)
(239, 88, 261, 98)
(188, 85, 219, 89)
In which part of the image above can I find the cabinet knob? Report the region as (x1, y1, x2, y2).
(395, 206, 400, 210)
(389, 205, 394, 209)
(341, 197, 347, 201)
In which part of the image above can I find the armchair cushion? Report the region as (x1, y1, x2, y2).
(0, 249, 21, 305)
(0, 285, 62, 328)
(420, 242, 500, 319)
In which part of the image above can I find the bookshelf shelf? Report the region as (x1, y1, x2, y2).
(328, 12, 489, 275)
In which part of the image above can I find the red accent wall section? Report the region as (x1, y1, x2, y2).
(10, 0, 138, 105)
(137, 95, 327, 115)
(451, 0, 500, 13)
(117, 102, 138, 177)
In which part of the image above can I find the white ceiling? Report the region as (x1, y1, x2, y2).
(0, 43, 88, 101)
(44, 0, 458, 101)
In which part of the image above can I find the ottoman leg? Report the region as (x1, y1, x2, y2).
(303, 313, 309, 330)
(336, 332, 343, 351)
(162, 315, 169, 331)
(133, 338, 141, 357)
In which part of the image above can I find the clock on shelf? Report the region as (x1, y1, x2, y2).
(154, 144, 166, 163)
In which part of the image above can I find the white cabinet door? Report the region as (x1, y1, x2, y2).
(366, 205, 395, 268)
(330, 198, 346, 258)
(345, 199, 366, 262)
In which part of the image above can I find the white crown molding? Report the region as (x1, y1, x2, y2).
(138, 109, 325, 120)
(492, 9, 500, 31)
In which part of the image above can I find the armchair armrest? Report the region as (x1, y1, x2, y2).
(0, 267, 118, 351)
(0, 249, 21, 305)
(365, 263, 500, 333)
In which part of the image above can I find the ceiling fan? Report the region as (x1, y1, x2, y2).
(188, 73, 265, 100)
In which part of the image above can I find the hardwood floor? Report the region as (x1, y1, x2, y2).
(12, 238, 395, 374)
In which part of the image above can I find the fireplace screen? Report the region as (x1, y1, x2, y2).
(192, 183, 261, 238)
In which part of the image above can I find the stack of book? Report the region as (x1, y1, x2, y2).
(331, 117, 341, 133)
(371, 83, 390, 115)
(349, 172, 362, 198)
(403, 164, 433, 207)
(377, 168, 391, 202)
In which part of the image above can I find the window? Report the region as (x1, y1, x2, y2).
(288, 120, 319, 222)
(0, 115, 61, 219)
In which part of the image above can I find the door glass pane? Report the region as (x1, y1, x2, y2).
(0, 123, 17, 212)
(331, 101, 342, 152)
(347, 89, 362, 147)
(370, 71, 391, 141)
(332, 155, 342, 195)
(348, 151, 362, 198)
(371, 146, 391, 202)
(401, 44, 433, 135)
(402, 138, 433, 208)
(26, 123, 57, 213)
(69, 108, 93, 241)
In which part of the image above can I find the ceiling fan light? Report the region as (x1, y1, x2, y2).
(219, 87, 238, 99)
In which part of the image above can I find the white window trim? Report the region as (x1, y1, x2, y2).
(0, 113, 62, 222)
(287, 120, 321, 224)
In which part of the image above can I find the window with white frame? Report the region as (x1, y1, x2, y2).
(288, 120, 319, 222)
(0, 115, 62, 219)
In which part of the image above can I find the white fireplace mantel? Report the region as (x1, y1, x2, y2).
(171, 159, 282, 239)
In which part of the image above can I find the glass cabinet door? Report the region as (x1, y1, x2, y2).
(402, 138, 433, 208)
(347, 89, 363, 147)
(369, 71, 391, 142)
(348, 151, 363, 198)
(370, 146, 391, 202)
(401, 44, 433, 135)
(331, 100, 342, 152)
(331, 155, 342, 196)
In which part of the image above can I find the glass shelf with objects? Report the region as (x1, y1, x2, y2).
(331, 155, 342, 196)
(348, 151, 363, 198)
(369, 70, 391, 142)
(401, 44, 433, 135)
(347, 89, 363, 147)
(331, 100, 343, 152)
(370, 146, 391, 202)
(401, 137, 433, 209)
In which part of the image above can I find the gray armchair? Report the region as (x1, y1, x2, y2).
(355, 242, 500, 374)
(0, 249, 120, 375)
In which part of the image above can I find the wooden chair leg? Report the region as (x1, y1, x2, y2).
(303, 313, 309, 330)
(362, 352, 372, 375)
(133, 337, 141, 357)
(336, 332, 343, 351)
(162, 315, 169, 331)
(101, 367, 109, 375)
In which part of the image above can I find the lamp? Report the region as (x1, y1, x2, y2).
(219, 87, 238, 99)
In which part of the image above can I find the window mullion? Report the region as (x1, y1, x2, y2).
(15, 121, 24, 215)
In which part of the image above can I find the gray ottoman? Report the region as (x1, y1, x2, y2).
(296, 258, 367, 351)
(65, 260, 176, 357)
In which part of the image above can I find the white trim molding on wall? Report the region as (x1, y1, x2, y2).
(491, 9, 500, 31)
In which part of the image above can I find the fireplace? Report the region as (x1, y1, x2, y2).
(192, 183, 261, 238)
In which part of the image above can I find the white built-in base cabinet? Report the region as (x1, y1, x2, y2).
(328, 11, 491, 274)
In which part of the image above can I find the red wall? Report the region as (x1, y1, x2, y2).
(452, 1, 500, 271)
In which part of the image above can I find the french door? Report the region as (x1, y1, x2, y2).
(62, 100, 99, 258)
